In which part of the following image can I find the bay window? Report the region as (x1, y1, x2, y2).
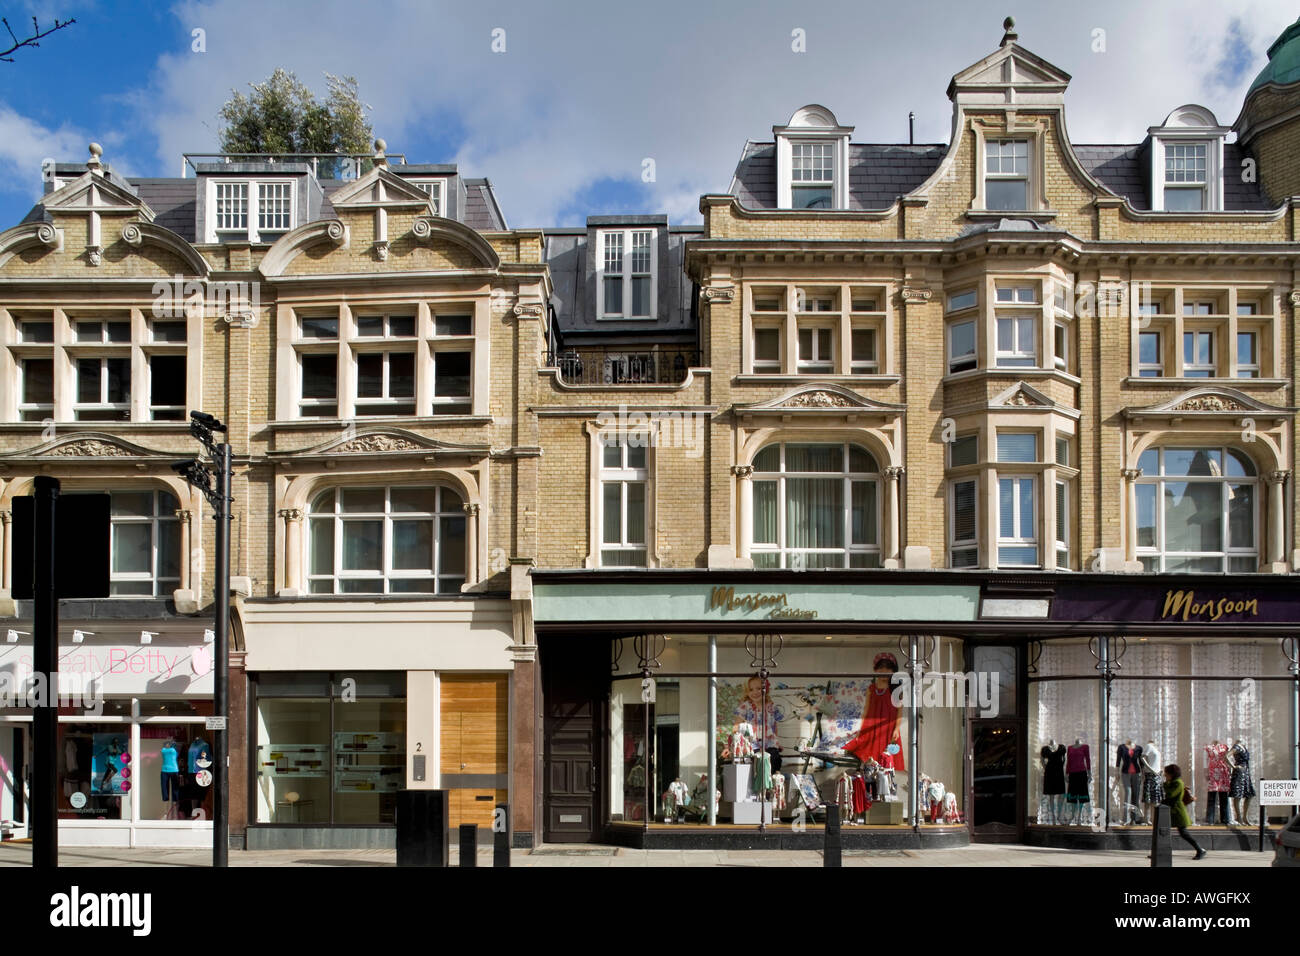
(751, 442, 880, 569)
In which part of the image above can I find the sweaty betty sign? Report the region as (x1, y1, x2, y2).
(0, 643, 213, 696)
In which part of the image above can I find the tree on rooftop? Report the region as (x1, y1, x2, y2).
(218, 69, 372, 175)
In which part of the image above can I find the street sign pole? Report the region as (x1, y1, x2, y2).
(32, 476, 58, 870)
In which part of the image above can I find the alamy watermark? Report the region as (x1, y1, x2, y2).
(595, 406, 707, 459)
(889, 670, 1000, 718)
(151, 274, 261, 325)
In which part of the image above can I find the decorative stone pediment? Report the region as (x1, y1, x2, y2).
(992, 382, 1054, 408)
(269, 429, 491, 461)
(1, 433, 173, 462)
(948, 32, 1071, 105)
(327, 166, 435, 210)
(1125, 387, 1292, 421)
(734, 384, 905, 421)
(0, 221, 61, 268)
(42, 173, 154, 219)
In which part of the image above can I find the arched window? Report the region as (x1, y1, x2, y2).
(307, 485, 465, 594)
(751, 442, 880, 568)
(1135, 447, 1258, 572)
(106, 489, 181, 596)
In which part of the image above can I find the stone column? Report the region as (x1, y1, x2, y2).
(1121, 468, 1143, 568)
(1267, 471, 1289, 569)
(279, 508, 303, 592)
(885, 466, 905, 568)
(175, 510, 193, 591)
(0, 510, 10, 593)
(732, 465, 753, 562)
(463, 503, 480, 584)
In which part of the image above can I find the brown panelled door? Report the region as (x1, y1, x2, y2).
(542, 639, 606, 843)
(439, 675, 508, 830)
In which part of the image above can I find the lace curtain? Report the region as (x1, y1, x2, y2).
(1029, 642, 1100, 817)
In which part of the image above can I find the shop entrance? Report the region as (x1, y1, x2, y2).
(439, 675, 508, 832)
(541, 639, 607, 843)
(971, 722, 1021, 841)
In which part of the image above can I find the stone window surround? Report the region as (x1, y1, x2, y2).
(274, 297, 491, 421)
(740, 281, 895, 379)
(274, 465, 485, 597)
(968, 116, 1048, 215)
(584, 419, 660, 569)
(0, 305, 203, 424)
(1127, 284, 1283, 381)
(731, 424, 904, 570)
(0, 474, 202, 604)
(943, 271, 1074, 379)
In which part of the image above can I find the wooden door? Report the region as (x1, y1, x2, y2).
(439, 675, 508, 831)
(542, 640, 607, 843)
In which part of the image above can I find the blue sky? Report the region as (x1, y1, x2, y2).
(0, 0, 1296, 229)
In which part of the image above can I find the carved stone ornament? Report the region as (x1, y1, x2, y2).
(278, 508, 303, 522)
(87, 245, 102, 267)
(512, 303, 543, 318)
(900, 287, 932, 303)
(1266, 470, 1290, 485)
(1004, 389, 1042, 407)
(885, 466, 906, 480)
(1121, 468, 1143, 482)
(702, 285, 735, 304)
(785, 390, 853, 408)
(35, 222, 58, 247)
(45, 439, 131, 458)
(1171, 395, 1244, 412)
(731, 464, 754, 479)
(411, 217, 433, 240)
(121, 222, 143, 246)
(333, 434, 424, 454)
(1289, 290, 1300, 307)
(374, 239, 390, 262)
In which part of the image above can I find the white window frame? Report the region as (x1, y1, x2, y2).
(354, 349, 416, 417)
(207, 178, 297, 242)
(789, 141, 836, 210)
(597, 228, 657, 320)
(984, 139, 1030, 212)
(407, 179, 445, 216)
(850, 325, 879, 374)
(750, 442, 881, 570)
(1182, 329, 1216, 378)
(1053, 321, 1069, 372)
(147, 353, 187, 421)
(18, 356, 54, 421)
(73, 355, 131, 421)
(949, 477, 979, 569)
(598, 435, 649, 568)
(306, 485, 466, 595)
(1055, 479, 1069, 569)
(1138, 330, 1164, 377)
(430, 312, 474, 415)
(1162, 142, 1208, 212)
(104, 489, 182, 597)
(796, 322, 836, 374)
(997, 475, 1039, 568)
(995, 315, 1037, 368)
(1134, 447, 1259, 573)
(948, 319, 977, 374)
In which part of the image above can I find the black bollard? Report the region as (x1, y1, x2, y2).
(824, 804, 842, 867)
(459, 823, 478, 867)
(1149, 804, 1171, 867)
(494, 803, 511, 867)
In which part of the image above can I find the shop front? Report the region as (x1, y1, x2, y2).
(239, 595, 517, 849)
(532, 570, 1300, 851)
(533, 571, 982, 849)
(0, 618, 216, 848)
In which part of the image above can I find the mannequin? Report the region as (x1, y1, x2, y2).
(663, 777, 690, 822)
(1065, 737, 1091, 826)
(1040, 738, 1067, 825)
(1140, 738, 1163, 824)
(1115, 738, 1144, 824)
(159, 737, 181, 820)
(1204, 739, 1231, 824)
(1228, 737, 1255, 825)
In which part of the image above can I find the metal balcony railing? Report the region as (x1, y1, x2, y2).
(181, 151, 408, 179)
(545, 348, 701, 386)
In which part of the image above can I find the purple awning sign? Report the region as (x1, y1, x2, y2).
(1050, 583, 1300, 624)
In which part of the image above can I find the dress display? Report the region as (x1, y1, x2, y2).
(1228, 743, 1255, 799)
(1040, 744, 1066, 795)
(1116, 743, 1144, 823)
(1065, 743, 1090, 804)
(1204, 742, 1231, 825)
(1140, 743, 1164, 805)
(844, 676, 905, 769)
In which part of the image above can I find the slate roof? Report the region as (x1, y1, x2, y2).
(734, 140, 1277, 212)
(731, 142, 946, 210)
(463, 178, 507, 231)
(132, 179, 198, 242)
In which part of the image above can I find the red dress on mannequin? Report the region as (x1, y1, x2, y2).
(844, 682, 905, 771)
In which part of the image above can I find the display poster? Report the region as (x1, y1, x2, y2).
(91, 733, 131, 795)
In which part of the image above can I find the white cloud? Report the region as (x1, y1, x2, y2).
(0, 103, 89, 204)
(120, 0, 1300, 226)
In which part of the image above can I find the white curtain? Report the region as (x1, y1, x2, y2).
(1029, 642, 1101, 816)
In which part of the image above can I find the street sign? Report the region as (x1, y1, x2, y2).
(205, 716, 227, 731)
(1259, 779, 1300, 805)
(12, 494, 110, 599)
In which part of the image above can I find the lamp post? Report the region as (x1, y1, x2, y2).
(173, 411, 231, 868)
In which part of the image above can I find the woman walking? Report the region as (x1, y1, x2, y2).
(1161, 764, 1207, 861)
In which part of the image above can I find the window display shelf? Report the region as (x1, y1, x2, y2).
(257, 744, 329, 778)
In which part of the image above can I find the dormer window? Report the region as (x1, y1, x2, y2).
(1163, 143, 1207, 211)
(408, 180, 444, 216)
(985, 140, 1029, 211)
(791, 143, 834, 209)
(774, 105, 852, 210)
(206, 178, 297, 242)
(597, 228, 656, 319)
(1149, 105, 1227, 212)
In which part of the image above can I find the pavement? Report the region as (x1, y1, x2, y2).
(0, 841, 1276, 867)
